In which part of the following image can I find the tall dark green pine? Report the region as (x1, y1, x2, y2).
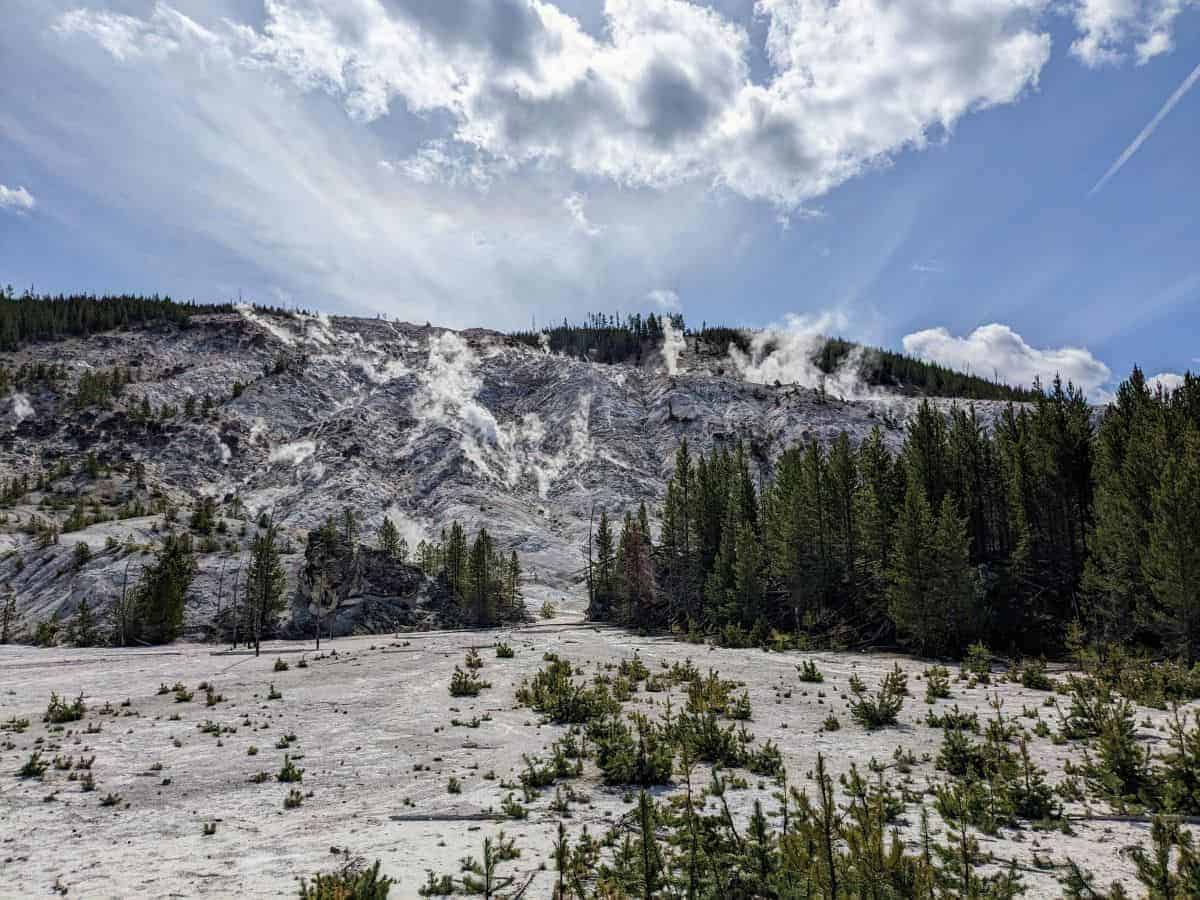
(593, 510, 617, 620)
(132, 533, 196, 645)
(444, 522, 468, 597)
(1145, 425, 1200, 662)
(467, 528, 496, 625)
(1083, 369, 1158, 644)
(889, 481, 983, 656)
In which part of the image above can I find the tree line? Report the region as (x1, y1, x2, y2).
(25, 506, 526, 649)
(511, 311, 682, 365)
(0, 288, 295, 351)
(588, 368, 1200, 663)
(510, 311, 1037, 401)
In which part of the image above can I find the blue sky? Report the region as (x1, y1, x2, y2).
(1, 0, 1197, 398)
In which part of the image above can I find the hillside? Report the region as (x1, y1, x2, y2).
(0, 304, 1014, 638)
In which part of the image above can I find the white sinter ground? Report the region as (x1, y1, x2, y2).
(0, 614, 1192, 898)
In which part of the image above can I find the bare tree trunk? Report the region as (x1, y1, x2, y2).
(231, 566, 241, 650)
(214, 560, 226, 644)
(119, 559, 131, 647)
(586, 502, 595, 616)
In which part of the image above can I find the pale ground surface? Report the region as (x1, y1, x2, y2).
(0, 616, 1193, 899)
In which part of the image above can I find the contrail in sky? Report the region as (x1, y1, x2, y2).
(1090, 61, 1200, 195)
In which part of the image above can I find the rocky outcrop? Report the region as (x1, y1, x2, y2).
(288, 539, 462, 638)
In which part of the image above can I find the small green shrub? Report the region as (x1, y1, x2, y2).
(849, 677, 904, 730)
(963, 642, 992, 683)
(797, 660, 824, 683)
(44, 691, 86, 724)
(277, 754, 304, 783)
(924, 665, 952, 703)
(18, 751, 48, 779)
(300, 859, 393, 899)
(1017, 658, 1053, 691)
(449, 667, 490, 698)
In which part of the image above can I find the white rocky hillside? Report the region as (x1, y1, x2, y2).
(0, 309, 1012, 635)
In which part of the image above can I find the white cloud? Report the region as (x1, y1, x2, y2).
(563, 192, 601, 236)
(1069, 0, 1198, 67)
(0, 184, 36, 212)
(53, 4, 225, 62)
(647, 288, 680, 310)
(26, 0, 1199, 325)
(54, 0, 1059, 212)
(902, 323, 1112, 395)
(1146, 372, 1186, 394)
(386, 140, 500, 191)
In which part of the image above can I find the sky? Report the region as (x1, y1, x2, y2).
(1, 0, 1197, 400)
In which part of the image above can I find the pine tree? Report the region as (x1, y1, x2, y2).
(467, 528, 496, 625)
(620, 516, 656, 624)
(246, 521, 286, 656)
(593, 511, 617, 620)
(1145, 425, 1200, 663)
(732, 521, 764, 627)
(505, 550, 522, 613)
(445, 522, 467, 596)
(131, 533, 196, 644)
(1083, 369, 1158, 643)
(378, 516, 400, 557)
(73, 598, 97, 647)
(0, 583, 17, 644)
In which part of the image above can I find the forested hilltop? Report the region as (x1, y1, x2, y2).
(588, 368, 1200, 666)
(0, 287, 293, 350)
(511, 313, 1037, 401)
(1, 289, 1032, 401)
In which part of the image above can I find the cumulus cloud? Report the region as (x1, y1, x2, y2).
(0, 184, 36, 212)
(902, 323, 1112, 396)
(1146, 372, 1186, 394)
(22, 0, 1199, 325)
(51, 0, 1058, 211)
(1069, 0, 1198, 67)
